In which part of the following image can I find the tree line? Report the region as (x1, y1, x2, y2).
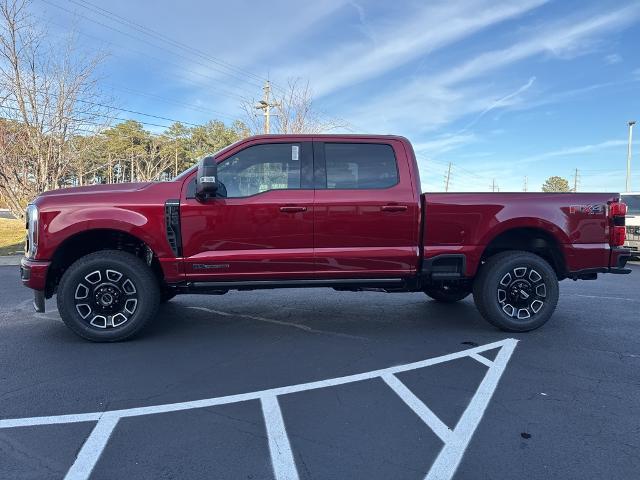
(64, 119, 249, 185)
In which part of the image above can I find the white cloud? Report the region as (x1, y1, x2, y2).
(515, 140, 628, 164)
(432, 4, 640, 87)
(340, 3, 640, 135)
(273, 0, 549, 97)
(461, 77, 536, 130)
(604, 53, 623, 64)
(413, 133, 477, 156)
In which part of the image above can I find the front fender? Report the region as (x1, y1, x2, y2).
(38, 206, 171, 260)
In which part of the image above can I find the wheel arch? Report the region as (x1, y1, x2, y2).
(46, 228, 164, 297)
(478, 223, 567, 279)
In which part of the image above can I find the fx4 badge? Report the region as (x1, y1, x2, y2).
(569, 204, 604, 215)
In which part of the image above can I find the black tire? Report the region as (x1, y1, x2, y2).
(57, 250, 160, 342)
(424, 284, 470, 303)
(473, 250, 559, 332)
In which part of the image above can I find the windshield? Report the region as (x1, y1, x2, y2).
(621, 194, 640, 215)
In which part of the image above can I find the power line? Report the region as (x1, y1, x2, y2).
(38, 0, 253, 101)
(58, 0, 265, 92)
(39, 0, 353, 134)
(75, 100, 201, 127)
(3, 83, 240, 134)
(37, 0, 355, 135)
(2, 101, 174, 130)
(109, 84, 237, 121)
(69, 0, 269, 87)
(1, 103, 184, 131)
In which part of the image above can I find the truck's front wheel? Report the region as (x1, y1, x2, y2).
(473, 251, 559, 332)
(57, 250, 160, 342)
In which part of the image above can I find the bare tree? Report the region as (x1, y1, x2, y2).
(242, 78, 350, 135)
(0, 0, 108, 218)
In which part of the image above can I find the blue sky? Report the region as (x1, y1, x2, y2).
(36, 0, 640, 192)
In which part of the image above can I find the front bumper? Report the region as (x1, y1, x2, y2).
(20, 257, 51, 312)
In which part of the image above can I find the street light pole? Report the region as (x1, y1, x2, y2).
(627, 120, 636, 192)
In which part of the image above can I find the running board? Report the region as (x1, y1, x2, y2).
(185, 278, 406, 291)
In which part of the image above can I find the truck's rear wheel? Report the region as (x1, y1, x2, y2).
(473, 251, 558, 332)
(424, 284, 470, 303)
(57, 250, 160, 342)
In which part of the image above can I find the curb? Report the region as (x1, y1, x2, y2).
(0, 256, 21, 266)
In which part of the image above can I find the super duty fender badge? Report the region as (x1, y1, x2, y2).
(569, 204, 605, 215)
(192, 263, 230, 270)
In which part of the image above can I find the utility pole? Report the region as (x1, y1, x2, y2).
(523, 176, 528, 192)
(444, 162, 452, 192)
(130, 139, 135, 182)
(573, 168, 579, 192)
(255, 80, 281, 134)
(108, 152, 112, 184)
(491, 179, 498, 192)
(175, 144, 179, 177)
(627, 120, 636, 192)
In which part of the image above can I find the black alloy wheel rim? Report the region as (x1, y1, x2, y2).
(497, 266, 547, 320)
(73, 269, 138, 329)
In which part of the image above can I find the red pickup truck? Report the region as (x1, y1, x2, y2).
(20, 135, 631, 341)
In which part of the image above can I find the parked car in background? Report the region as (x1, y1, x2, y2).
(621, 193, 640, 259)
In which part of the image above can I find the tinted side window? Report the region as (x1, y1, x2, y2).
(217, 143, 302, 197)
(324, 143, 398, 189)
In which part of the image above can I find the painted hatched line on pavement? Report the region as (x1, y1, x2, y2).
(0, 338, 517, 480)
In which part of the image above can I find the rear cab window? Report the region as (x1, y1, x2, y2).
(321, 143, 399, 189)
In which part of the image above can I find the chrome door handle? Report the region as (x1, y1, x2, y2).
(280, 206, 307, 213)
(382, 205, 408, 212)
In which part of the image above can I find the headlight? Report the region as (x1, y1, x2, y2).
(26, 204, 38, 258)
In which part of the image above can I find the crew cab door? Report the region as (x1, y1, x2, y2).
(180, 141, 314, 280)
(313, 139, 420, 278)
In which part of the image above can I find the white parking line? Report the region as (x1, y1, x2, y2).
(382, 373, 453, 443)
(64, 414, 119, 480)
(469, 352, 494, 368)
(426, 338, 515, 480)
(261, 396, 299, 480)
(0, 338, 518, 480)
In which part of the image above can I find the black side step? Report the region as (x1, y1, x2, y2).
(185, 278, 406, 291)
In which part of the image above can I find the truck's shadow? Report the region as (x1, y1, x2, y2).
(142, 293, 493, 342)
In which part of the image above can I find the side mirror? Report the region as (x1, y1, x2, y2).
(195, 156, 219, 201)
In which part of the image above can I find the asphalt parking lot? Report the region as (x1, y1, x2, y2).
(0, 263, 639, 480)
